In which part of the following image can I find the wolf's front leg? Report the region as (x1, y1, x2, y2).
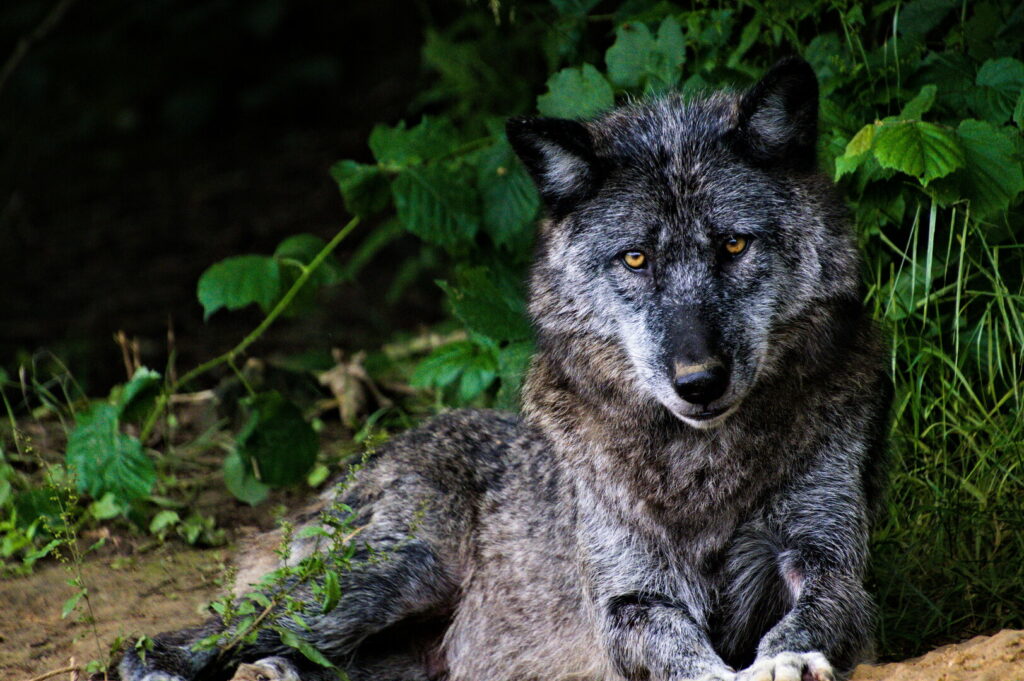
(603, 593, 736, 681)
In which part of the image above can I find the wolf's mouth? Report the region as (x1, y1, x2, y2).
(688, 406, 729, 421)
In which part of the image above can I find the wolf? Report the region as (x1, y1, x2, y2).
(119, 57, 891, 681)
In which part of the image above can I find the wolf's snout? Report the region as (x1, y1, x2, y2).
(673, 361, 729, 405)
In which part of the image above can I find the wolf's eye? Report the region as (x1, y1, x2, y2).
(722, 236, 749, 257)
(622, 251, 648, 270)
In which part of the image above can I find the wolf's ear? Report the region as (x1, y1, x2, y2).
(506, 117, 602, 217)
(733, 57, 819, 170)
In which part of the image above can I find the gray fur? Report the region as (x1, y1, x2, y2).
(119, 58, 890, 681)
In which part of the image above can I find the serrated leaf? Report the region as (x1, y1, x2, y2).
(896, 0, 957, 38)
(537, 63, 614, 119)
(872, 121, 964, 185)
(117, 366, 162, 422)
(476, 140, 539, 253)
(606, 22, 654, 89)
(605, 18, 684, 92)
(457, 352, 498, 402)
(949, 119, 1024, 218)
(197, 255, 282, 320)
(835, 124, 877, 180)
(329, 160, 391, 218)
(899, 85, 938, 120)
(392, 165, 479, 253)
(66, 404, 155, 504)
(236, 391, 318, 487)
(369, 116, 459, 168)
(1015, 89, 1024, 129)
(410, 342, 476, 390)
(276, 626, 336, 669)
(972, 58, 1024, 124)
(437, 266, 532, 342)
(223, 450, 270, 505)
(274, 234, 344, 286)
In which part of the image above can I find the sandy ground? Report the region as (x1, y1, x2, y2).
(1, 543, 1021, 681)
(0, 544, 226, 679)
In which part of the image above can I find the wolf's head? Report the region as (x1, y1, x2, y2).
(509, 58, 860, 430)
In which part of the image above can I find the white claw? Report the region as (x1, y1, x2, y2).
(736, 651, 834, 681)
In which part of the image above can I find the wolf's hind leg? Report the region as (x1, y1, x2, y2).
(119, 539, 456, 681)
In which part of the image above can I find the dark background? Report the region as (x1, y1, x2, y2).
(0, 0, 465, 392)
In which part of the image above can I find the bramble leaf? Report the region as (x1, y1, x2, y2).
(872, 121, 964, 185)
(330, 160, 392, 218)
(537, 64, 614, 119)
(605, 18, 684, 92)
(369, 116, 459, 168)
(835, 123, 877, 180)
(197, 255, 282, 320)
(950, 119, 1024, 218)
(437, 266, 532, 342)
(972, 58, 1024, 124)
(476, 139, 539, 254)
(66, 404, 155, 504)
(236, 391, 318, 487)
(117, 366, 162, 423)
(899, 85, 938, 120)
(393, 165, 480, 253)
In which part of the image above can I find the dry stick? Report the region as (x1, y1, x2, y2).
(139, 216, 361, 442)
(19, 666, 80, 681)
(0, 0, 79, 96)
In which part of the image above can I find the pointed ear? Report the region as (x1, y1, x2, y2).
(733, 57, 819, 170)
(506, 117, 602, 218)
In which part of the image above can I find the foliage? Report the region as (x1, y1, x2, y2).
(1, 0, 1021, 666)
(322, 0, 1024, 660)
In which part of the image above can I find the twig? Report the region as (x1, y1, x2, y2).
(0, 0, 79, 97)
(19, 666, 80, 681)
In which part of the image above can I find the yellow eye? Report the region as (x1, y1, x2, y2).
(723, 236, 748, 256)
(623, 251, 647, 270)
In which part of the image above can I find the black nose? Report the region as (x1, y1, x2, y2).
(673, 363, 729, 405)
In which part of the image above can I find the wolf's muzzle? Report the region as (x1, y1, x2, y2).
(672, 360, 729, 406)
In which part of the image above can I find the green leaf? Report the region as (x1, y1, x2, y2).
(835, 123, 877, 180)
(410, 342, 476, 390)
(236, 391, 318, 487)
(899, 85, 937, 120)
(896, 0, 957, 38)
(369, 116, 459, 168)
(606, 22, 654, 89)
(149, 509, 181, 534)
(321, 569, 341, 614)
(197, 255, 282, 320)
(872, 121, 964, 185)
(89, 492, 123, 520)
(537, 63, 614, 119)
(972, 58, 1024, 124)
(1014, 89, 1024, 129)
(946, 119, 1024, 218)
(549, 0, 601, 16)
(276, 627, 336, 669)
(62, 590, 85, 619)
(329, 160, 391, 218)
(437, 266, 532, 342)
(605, 18, 684, 92)
(392, 165, 480, 253)
(457, 351, 498, 403)
(117, 366, 162, 423)
(476, 139, 539, 254)
(66, 404, 155, 504)
(495, 340, 534, 410)
(274, 234, 345, 286)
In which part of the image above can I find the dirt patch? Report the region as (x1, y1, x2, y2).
(0, 544, 226, 679)
(852, 630, 1024, 681)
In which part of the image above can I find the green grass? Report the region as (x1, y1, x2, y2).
(865, 203, 1024, 658)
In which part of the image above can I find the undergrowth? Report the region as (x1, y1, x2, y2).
(0, 0, 1021, 668)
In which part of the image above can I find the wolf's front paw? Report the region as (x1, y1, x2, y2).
(737, 651, 834, 681)
(230, 656, 303, 681)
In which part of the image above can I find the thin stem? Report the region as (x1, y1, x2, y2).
(140, 217, 360, 441)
